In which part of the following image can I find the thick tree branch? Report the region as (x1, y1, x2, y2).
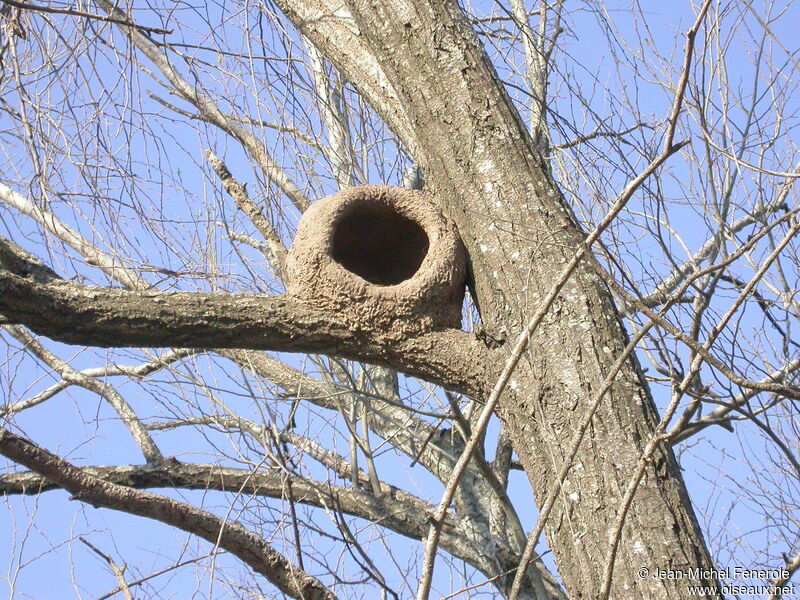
(0, 459, 531, 592)
(0, 271, 489, 398)
(0, 461, 440, 533)
(0, 428, 337, 600)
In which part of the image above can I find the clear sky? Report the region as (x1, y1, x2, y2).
(1, 0, 799, 598)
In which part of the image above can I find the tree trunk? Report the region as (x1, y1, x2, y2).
(279, 1, 719, 597)
(0, 1, 726, 597)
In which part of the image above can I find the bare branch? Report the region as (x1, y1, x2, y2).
(0, 347, 196, 415)
(2, 325, 163, 463)
(205, 149, 288, 280)
(0, 182, 147, 289)
(0, 0, 172, 35)
(147, 91, 324, 151)
(79, 537, 135, 600)
(622, 167, 799, 318)
(669, 356, 800, 442)
(0, 460, 439, 532)
(94, 0, 312, 213)
(0, 428, 338, 600)
(0, 268, 489, 399)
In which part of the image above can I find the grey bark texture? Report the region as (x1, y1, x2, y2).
(272, 1, 719, 598)
(0, 1, 723, 598)
(0, 429, 338, 600)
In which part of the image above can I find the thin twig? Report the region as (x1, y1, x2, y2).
(624, 169, 796, 316)
(79, 537, 135, 600)
(0, 0, 172, 35)
(597, 212, 800, 401)
(96, 554, 216, 600)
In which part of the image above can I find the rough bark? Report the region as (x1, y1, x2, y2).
(0, 460, 549, 593)
(0, 1, 723, 598)
(275, 1, 719, 598)
(0, 429, 337, 600)
(0, 269, 489, 399)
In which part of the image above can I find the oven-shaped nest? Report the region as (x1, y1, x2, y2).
(286, 185, 466, 332)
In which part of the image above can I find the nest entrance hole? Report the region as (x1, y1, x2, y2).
(331, 203, 429, 286)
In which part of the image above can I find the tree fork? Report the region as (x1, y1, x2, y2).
(275, 1, 720, 597)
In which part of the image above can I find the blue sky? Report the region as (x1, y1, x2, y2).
(1, 0, 799, 598)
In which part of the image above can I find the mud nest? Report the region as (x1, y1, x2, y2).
(286, 185, 466, 332)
